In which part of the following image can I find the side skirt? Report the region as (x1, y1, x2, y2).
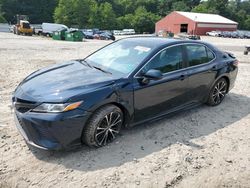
(128, 102, 202, 127)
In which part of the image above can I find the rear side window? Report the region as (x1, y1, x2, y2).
(186, 44, 215, 67)
(207, 48, 215, 61)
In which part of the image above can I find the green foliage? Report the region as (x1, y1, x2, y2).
(192, 0, 250, 30)
(0, 0, 250, 32)
(192, 2, 218, 14)
(132, 6, 160, 33)
(0, 15, 6, 23)
(157, 0, 200, 16)
(172, 1, 191, 12)
(0, 4, 6, 23)
(54, 0, 95, 28)
(94, 2, 116, 30)
(116, 14, 134, 29)
(0, 0, 58, 24)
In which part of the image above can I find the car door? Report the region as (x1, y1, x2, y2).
(184, 44, 217, 102)
(133, 45, 190, 122)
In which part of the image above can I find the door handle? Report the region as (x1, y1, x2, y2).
(179, 74, 187, 81)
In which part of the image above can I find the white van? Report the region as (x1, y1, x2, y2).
(122, 29, 135, 35)
(113, 30, 124, 35)
(42, 23, 68, 36)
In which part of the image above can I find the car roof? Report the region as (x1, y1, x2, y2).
(119, 36, 217, 51)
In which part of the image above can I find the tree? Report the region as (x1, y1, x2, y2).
(157, 0, 201, 16)
(0, 0, 249, 31)
(245, 15, 250, 30)
(0, 3, 6, 23)
(172, 1, 191, 12)
(132, 6, 160, 33)
(54, 0, 76, 26)
(98, 2, 116, 30)
(116, 14, 134, 29)
(89, 2, 102, 28)
(207, 0, 228, 16)
(0, 0, 58, 24)
(192, 2, 218, 14)
(54, 0, 95, 28)
(192, 0, 250, 30)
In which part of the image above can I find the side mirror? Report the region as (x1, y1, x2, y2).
(144, 69, 163, 80)
(140, 69, 163, 85)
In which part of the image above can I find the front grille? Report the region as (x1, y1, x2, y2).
(16, 114, 24, 127)
(37, 126, 52, 139)
(13, 97, 38, 113)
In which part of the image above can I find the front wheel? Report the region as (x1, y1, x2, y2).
(82, 105, 123, 147)
(207, 78, 228, 106)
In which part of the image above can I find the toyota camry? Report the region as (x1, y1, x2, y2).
(12, 37, 238, 150)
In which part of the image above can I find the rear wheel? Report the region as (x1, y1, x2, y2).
(207, 78, 228, 106)
(82, 105, 123, 147)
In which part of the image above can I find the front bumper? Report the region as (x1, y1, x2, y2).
(14, 109, 91, 150)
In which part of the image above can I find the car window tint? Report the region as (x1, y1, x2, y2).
(186, 45, 211, 66)
(207, 48, 215, 61)
(87, 41, 153, 75)
(143, 46, 183, 74)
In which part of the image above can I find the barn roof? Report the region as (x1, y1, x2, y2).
(176, 11, 238, 24)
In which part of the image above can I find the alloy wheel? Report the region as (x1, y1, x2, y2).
(95, 111, 122, 146)
(212, 80, 227, 105)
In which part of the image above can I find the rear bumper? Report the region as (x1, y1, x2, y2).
(14, 109, 92, 150)
(228, 66, 238, 91)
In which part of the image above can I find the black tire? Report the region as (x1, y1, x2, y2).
(82, 105, 123, 147)
(244, 51, 248, 55)
(207, 78, 228, 106)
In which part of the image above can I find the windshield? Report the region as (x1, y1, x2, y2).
(85, 40, 153, 76)
(23, 22, 30, 29)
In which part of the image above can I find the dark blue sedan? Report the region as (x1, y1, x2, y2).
(12, 37, 238, 150)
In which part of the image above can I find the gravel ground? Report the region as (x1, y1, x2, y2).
(0, 33, 250, 188)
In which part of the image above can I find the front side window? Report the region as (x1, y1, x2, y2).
(142, 45, 183, 74)
(186, 44, 215, 67)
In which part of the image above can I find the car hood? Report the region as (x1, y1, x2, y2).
(14, 60, 117, 103)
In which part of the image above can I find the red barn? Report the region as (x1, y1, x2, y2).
(155, 11, 238, 35)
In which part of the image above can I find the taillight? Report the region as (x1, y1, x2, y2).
(233, 60, 239, 66)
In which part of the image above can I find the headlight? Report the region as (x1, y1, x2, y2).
(32, 101, 83, 113)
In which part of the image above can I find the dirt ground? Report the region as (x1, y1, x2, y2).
(0, 32, 250, 188)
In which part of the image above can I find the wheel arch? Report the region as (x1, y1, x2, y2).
(205, 74, 230, 103)
(215, 75, 230, 93)
(86, 102, 131, 129)
(109, 102, 131, 127)
(221, 76, 230, 93)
